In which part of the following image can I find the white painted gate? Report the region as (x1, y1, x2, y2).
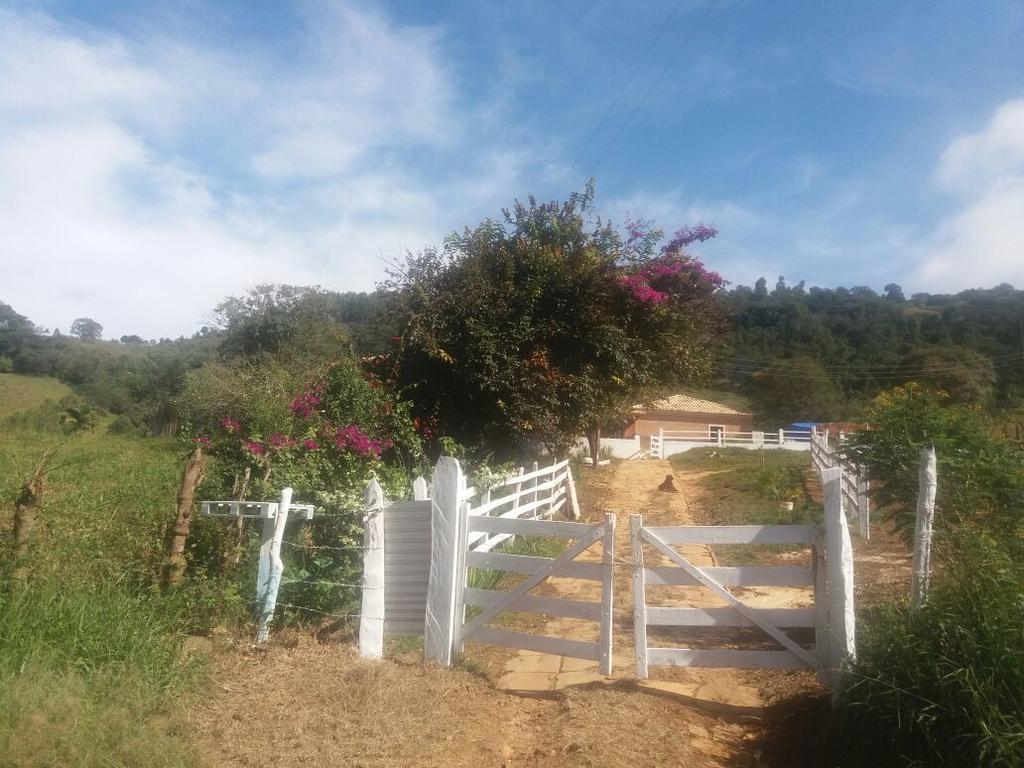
(631, 468, 855, 685)
(459, 513, 616, 675)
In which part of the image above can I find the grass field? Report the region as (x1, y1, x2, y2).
(0, 372, 71, 419)
(0, 375, 209, 766)
(670, 447, 820, 565)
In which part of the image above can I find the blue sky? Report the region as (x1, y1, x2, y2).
(3, 0, 1024, 337)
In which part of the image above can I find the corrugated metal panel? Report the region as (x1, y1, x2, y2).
(383, 502, 431, 637)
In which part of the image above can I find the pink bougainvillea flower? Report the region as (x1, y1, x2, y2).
(195, 436, 211, 447)
(243, 440, 266, 455)
(303, 438, 319, 451)
(289, 389, 322, 419)
(332, 424, 382, 458)
(220, 417, 241, 433)
(268, 432, 293, 449)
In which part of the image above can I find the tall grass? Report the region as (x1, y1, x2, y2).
(0, 581, 203, 767)
(836, 541, 1024, 767)
(1, 406, 209, 766)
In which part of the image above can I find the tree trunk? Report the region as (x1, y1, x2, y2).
(11, 469, 46, 584)
(10, 446, 61, 585)
(586, 426, 601, 466)
(164, 447, 206, 587)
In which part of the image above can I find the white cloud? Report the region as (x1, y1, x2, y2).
(0, 2, 537, 338)
(912, 99, 1024, 291)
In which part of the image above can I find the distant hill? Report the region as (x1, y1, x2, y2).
(0, 373, 71, 420)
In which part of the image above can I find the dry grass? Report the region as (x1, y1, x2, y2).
(192, 635, 706, 768)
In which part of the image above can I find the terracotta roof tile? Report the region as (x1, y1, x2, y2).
(637, 394, 751, 416)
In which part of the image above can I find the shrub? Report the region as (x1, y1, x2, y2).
(836, 539, 1024, 767)
(842, 384, 1024, 552)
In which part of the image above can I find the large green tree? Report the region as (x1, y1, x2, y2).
(384, 185, 727, 460)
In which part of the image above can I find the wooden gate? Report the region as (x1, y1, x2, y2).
(457, 513, 616, 675)
(631, 517, 822, 675)
(631, 468, 855, 686)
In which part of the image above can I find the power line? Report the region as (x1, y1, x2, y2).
(568, 0, 686, 178)
(585, 0, 717, 180)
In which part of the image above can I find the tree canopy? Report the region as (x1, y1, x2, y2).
(384, 185, 727, 459)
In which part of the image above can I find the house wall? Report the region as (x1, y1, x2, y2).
(624, 411, 753, 443)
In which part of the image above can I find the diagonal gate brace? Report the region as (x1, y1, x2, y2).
(459, 524, 604, 642)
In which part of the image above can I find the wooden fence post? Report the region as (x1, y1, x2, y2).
(910, 447, 937, 612)
(565, 463, 581, 520)
(630, 514, 648, 679)
(413, 475, 428, 500)
(529, 461, 539, 513)
(658, 428, 665, 459)
(778, 428, 785, 447)
(857, 470, 871, 540)
(256, 486, 293, 643)
(358, 479, 386, 659)
(424, 457, 465, 665)
(822, 467, 855, 684)
(598, 513, 616, 676)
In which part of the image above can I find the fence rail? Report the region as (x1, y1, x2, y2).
(810, 430, 871, 539)
(652, 427, 812, 458)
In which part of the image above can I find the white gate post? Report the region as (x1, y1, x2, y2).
(630, 514, 648, 679)
(822, 468, 855, 685)
(424, 457, 465, 665)
(256, 486, 293, 643)
(778, 428, 785, 446)
(413, 475, 428, 500)
(910, 447, 937, 612)
(658, 428, 665, 459)
(359, 479, 386, 659)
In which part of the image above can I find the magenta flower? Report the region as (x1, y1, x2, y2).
(332, 424, 382, 458)
(268, 432, 293, 449)
(195, 436, 211, 447)
(303, 438, 319, 451)
(243, 440, 266, 455)
(220, 417, 241, 433)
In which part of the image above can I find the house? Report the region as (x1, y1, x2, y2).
(624, 394, 754, 447)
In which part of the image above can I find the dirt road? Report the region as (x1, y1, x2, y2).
(489, 459, 817, 766)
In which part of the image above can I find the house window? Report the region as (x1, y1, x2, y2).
(708, 425, 725, 442)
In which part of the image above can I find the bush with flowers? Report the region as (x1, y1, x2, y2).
(176, 356, 424, 623)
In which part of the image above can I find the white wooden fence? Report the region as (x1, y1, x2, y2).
(657, 428, 812, 458)
(361, 456, 581, 659)
(631, 467, 855, 686)
(810, 429, 871, 539)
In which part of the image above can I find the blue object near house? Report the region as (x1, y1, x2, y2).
(788, 421, 817, 433)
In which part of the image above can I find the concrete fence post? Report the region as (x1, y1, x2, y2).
(822, 467, 855, 687)
(424, 457, 465, 665)
(910, 447, 938, 612)
(413, 475, 428, 500)
(256, 486, 293, 643)
(358, 479, 386, 658)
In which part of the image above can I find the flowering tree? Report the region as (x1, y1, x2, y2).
(385, 183, 727, 460)
(174, 357, 422, 614)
